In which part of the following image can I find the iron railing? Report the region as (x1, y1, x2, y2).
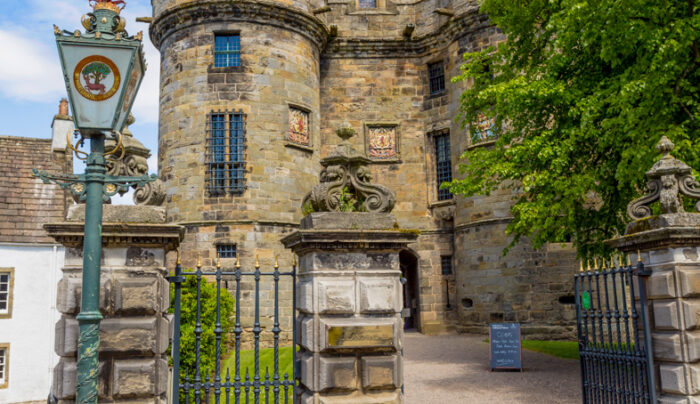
(574, 257, 656, 404)
(169, 256, 297, 404)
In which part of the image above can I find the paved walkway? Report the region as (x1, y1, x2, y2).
(404, 333, 582, 404)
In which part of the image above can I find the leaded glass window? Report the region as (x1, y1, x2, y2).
(0, 346, 6, 387)
(434, 132, 453, 200)
(214, 34, 241, 68)
(206, 111, 246, 196)
(216, 244, 237, 259)
(428, 61, 445, 94)
(0, 273, 10, 315)
(358, 0, 377, 8)
(441, 256, 453, 275)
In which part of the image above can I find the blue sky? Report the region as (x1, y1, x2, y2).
(0, 0, 160, 172)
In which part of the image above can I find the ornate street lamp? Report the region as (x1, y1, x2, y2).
(32, 1, 154, 402)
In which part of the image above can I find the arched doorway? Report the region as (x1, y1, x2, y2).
(400, 250, 420, 330)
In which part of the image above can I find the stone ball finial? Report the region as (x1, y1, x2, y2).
(656, 136, 674, 156)
(627, 134, 700, 219)
(336, 123, 355, 141)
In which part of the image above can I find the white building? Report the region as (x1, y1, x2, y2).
(0, 101, 73, 403)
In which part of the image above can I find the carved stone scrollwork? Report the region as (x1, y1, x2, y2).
(627, 136, 700, 219)
(104, 114, 166, 206)
(303, 125, 396, 213)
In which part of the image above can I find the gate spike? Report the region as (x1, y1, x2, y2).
(586, 260, 591, 271)
(593, 258, 598, 271)
(216, 256, 221, 269)
(601, 258, 607, 269)
(235, 253, 241, 268)
(637, 249, 642, 262)
(292, 254, 297, 267)
(176, 249, 181, 265)
(197, 253, 201, 268)
(274, 255, 279, 269)
(579, 260, 584, 272)
(627, 254, 632, 266)
(255, 255, 260, 268)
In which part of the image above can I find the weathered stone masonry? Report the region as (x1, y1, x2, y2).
(48, 205, 182, 402)
(150, 0, 578, 338)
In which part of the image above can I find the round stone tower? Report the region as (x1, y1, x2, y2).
(150, 0, 328, 337)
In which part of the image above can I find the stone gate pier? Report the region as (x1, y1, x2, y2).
(46, 205, 181, 402)
(282, 126, 417, 403)
(283, 213, 416, 404)
(609, 137, 700, 404)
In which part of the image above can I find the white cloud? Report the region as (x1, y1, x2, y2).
(0, 0, 160, 123)
(0, 29, 65, 101)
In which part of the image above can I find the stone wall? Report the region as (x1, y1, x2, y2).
(47, 205, 181, 402)
(283, 212, 416, 403)
(150, 0, 579, 338)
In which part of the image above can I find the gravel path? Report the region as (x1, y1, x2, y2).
(404, 332, 582, 404)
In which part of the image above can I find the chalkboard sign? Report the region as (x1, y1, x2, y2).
(489, 323, 522, 370)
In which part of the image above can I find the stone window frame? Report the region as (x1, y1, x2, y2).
(440, 255, 453, 276)
(347, 0, 397, 15)
(0, 268, 13, 320)
(209, 30, 244, 73)
(216, 244, 238, 259)
(0, 343, 8, 389)
(427, 60, 446, 96)
(285, 103, 314, 153)
(205, 109, 247, 197)
(363, 122, 401, 164)
(429, 129, 453, 202)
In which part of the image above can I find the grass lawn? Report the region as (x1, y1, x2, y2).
(485, 339, 580, 360)
(213, 346, 296, 402)
(521, 340, 580, 360)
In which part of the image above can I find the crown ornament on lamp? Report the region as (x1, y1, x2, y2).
(54, 0, 145, 135)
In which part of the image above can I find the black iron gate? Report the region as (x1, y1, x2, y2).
(574, 257, 657, 404)
(169, 255, 297, 403)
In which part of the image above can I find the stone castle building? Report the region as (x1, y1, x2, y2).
(149, 0, 578, 338)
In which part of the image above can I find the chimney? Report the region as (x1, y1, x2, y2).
(51, 98, 74, 152)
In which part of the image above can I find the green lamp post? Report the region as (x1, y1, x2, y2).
(32, 1, 153, 402)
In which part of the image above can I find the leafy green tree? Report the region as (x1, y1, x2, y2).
(171, 275, 235, 378)
(448, 0, 699, 258)
(82, 62, 111, 84)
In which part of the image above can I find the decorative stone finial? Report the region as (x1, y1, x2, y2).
(302, 125, 396, 213)
(336, 122, 355, 141)
(103, 115, 166, 206)
(656, 135, 674, 155)
(627, 136, 700, 219)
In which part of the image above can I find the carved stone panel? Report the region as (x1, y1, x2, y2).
(288, 107, 310, 146)
(366, 125, 398, 160)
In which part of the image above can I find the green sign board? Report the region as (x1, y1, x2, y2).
(581, 291, 591, 310)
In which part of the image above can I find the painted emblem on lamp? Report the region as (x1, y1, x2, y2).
(368, 126, 397, 159)
(73, 55, 120, 101)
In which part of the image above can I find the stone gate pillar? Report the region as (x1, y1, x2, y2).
(608, 137, 700, 404)
(282, 213, 417, 404)
(282, 125, 417, 403)
(46, 205, 182, 402)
